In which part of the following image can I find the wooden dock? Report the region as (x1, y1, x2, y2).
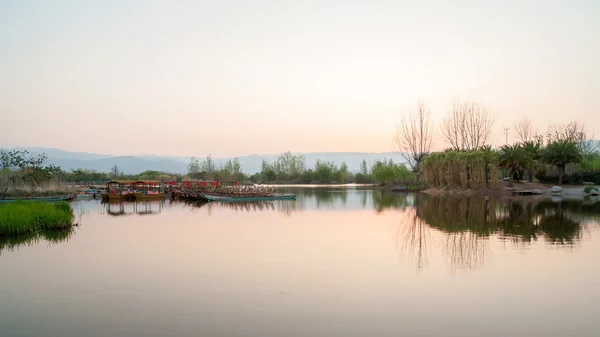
(511, 189, 543, 196)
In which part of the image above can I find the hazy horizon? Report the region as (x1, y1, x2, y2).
(1, 0, 598, 157)
(3, 145, 405, 160)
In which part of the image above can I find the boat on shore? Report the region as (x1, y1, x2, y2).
(0, 195, 75, 203)
(202, 193, 296, 202)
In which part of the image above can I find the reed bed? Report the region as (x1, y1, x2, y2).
(422, 150, 499, 190)
(1, 182, 79, 198)
(0, 201, 74, 236)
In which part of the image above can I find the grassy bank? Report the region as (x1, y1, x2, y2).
(0, 183, 79, 198)
(0, 201, 74, 236)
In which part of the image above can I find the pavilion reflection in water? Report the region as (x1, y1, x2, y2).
(103, 200, 164, 216)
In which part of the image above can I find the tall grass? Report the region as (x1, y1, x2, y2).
(422, 150, 499, 189)
(0, 201, 74, 236)
(0, 182, 79, 198)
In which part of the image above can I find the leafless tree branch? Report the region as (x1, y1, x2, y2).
(514, 117, 537, 143)
(394, 101, 433, 181)
(546, 120, 595, 154)
(440, 99, 494, 151)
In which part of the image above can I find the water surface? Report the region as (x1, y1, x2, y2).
(1, 187, 599, 337)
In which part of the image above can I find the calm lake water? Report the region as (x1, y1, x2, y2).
(1, 187, 600, 337)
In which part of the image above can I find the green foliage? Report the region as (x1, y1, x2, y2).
(543, 140, 583, 169)
(187, 157, 201, 178)
(68, 169, 110, 182)
(360, 159, 369, 176)
(335, 162, 353, 183)
(498, 144, 529, 185)
(581, 153, 600, 171)
(219, 158, 244, 181)
(0, 201, 74, 236)
(187, 155, 238, 181)
(356, 159, 372, 183)
(0, 150, 64, 185)
(313, 160, 337, 183)
(583, 186, 598, 194)
(258, 152, 306, 182)
(371, 159, 414, 185)
(272, 151, 305, 181)
(535, 169, 600, 185)
(542, 140, 583, 185)
(354, 173, 371, 183)
(299, 169, 314, 184)
(521, 140, 542, 182)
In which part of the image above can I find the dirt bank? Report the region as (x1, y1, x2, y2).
(421, 181, 591, 197)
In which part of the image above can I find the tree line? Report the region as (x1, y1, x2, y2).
(0, 149, 416, 187)
(394, 99, 599, 187)
(186, 151, 415, 185)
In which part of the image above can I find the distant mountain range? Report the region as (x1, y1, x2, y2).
(2, 147, 408, 174)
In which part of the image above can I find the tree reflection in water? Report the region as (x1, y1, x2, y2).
(373, 191, 414, 213)
(389, 193, 600, 273)
(396, 206, 430, 271)
(443, 231, 488, 274)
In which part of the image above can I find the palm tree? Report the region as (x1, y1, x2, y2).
(480, 145, 496, 187)
(522, 140, 542, 182)
(499, 144, 528, 187)
(542, 140, 583, 185)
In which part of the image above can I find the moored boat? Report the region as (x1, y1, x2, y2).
(132, 180, 165, 200)
(103, 180, 134, 200)
(0, 195, 75, 203)
(202, 193, 296, 202)
(76, 188, 100, 199)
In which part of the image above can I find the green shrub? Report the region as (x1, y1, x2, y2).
(584, 186, 599, 194)
(536, 169, 600, 185)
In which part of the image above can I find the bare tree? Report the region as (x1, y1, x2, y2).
(514, 117, 537, 143)
(546, 120, 595, 154)
(440, 99, 494, 151)
(110, 165, 120, 178)
(394, 101, 433, 182)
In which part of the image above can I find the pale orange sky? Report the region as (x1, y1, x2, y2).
(1, 0, 598, 157)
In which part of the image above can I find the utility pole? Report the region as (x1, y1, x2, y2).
(502, 127, 509, 180)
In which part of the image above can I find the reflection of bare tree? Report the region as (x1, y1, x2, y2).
(443, 231, 488, 274)
(413, 194, 492, 273)
(397, 208, 430, 271)
(408, 194, 600, 274)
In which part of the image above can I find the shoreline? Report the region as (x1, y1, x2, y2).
(421, 181, 595, 198)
